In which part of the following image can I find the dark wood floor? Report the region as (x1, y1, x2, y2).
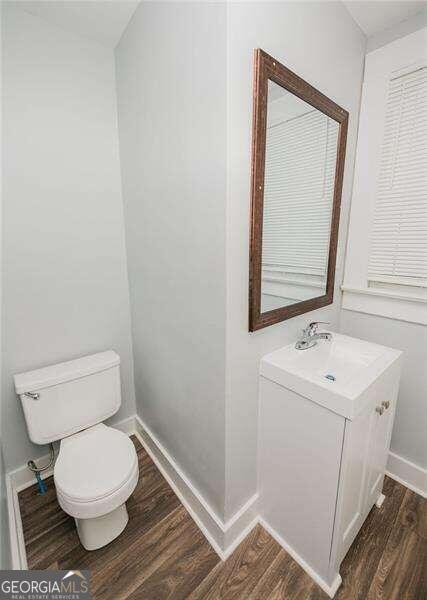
(19, 436, 426, 599)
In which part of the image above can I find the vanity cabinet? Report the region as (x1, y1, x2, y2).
(258, 334, 402, 598)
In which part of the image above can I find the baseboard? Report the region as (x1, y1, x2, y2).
(8, 415, 421, 587)
(259, 518, 342, 598)
(386, 451, 427, 498)
(134, 415, 259, 560)
(6, 413, 259, 568)
(223, 496, 260, 557)
(134, 416, 225, 556)
(5, 473, 27, 569)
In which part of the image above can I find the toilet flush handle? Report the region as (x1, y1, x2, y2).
(24, 391, 40, 400)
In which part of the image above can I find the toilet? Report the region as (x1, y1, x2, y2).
(14, 351, 139, 551)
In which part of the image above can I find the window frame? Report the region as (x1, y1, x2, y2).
(342, 28, 427, 325)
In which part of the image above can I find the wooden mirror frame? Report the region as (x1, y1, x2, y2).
(249, 49, 349, 332)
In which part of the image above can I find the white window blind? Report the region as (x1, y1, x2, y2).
(368, 66, 427, 287)
(262, 110, 338, 277)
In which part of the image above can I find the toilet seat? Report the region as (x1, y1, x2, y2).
(54, 423, 139, 519)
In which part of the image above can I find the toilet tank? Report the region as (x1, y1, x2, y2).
(14, 351, 121, 445)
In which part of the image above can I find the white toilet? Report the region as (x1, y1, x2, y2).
(14, 351, 139, 551)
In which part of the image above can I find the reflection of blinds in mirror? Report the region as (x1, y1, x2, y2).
(368, 66, 427, 286)
(262, 110, 338, 276)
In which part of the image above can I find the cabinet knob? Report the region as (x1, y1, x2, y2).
(382, 401, 390, 410)
(375, 406, 385, 416)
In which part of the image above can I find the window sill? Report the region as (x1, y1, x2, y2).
(341, 285, 427, 325)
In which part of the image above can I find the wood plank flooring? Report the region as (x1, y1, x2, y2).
(18, 436, 426, 599)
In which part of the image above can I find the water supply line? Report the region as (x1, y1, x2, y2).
(27, 443, 55, 495)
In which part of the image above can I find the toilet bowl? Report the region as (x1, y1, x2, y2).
(54, 424, 139, 550)
(14, 351, 139, 550)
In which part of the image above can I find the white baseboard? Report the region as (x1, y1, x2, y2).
(6, 414, 259, 568)
(386, 451, 427, 498)
(223, 495, 259, 556)
(7, 415, 423, 592)
(259, 518, 342, 598)
(134, 415, 259, 560)
(5, 473, 28, 570)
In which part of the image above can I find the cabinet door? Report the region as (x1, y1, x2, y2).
(333, 361, 401, 573)
(335, 403, 373, 563)
(364, 396, 396, 512)
(363, 361, 401, 514)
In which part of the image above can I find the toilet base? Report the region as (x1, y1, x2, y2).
(75, 503, 129, 551)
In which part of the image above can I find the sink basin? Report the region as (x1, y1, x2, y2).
(260, 333, 402, 419)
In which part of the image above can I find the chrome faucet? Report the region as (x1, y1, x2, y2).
(295, 321, 332, 350)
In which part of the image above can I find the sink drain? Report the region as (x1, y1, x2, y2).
(325, 374, 336, 381)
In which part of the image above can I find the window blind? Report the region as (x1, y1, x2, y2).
(262, 110, 338, 277)
(368, 66, 427, 286)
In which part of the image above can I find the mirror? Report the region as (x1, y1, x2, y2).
(261, 81, 339, 312)
(249, 50, 348, 331)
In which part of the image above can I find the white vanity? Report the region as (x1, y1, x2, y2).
(258, 332, 402, 597)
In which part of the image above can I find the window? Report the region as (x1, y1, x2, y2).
(342, 28, 426, 324)
(368, 66, 427, 289)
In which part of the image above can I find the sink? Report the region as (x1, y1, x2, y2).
(260, 333, 402, 419)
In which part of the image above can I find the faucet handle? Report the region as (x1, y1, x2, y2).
(307, 321, 330, 334)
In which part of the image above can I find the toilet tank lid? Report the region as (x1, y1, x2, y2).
(14, 351, 120, 395)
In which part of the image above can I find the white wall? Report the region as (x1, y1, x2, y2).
(115, 1, 366, 522)
(0, 446, 10, 569)
(1, 3, 11, 568)
(2, 4, 136, 471)
(225, 1, 366, 519)
(115, 2, 227, 518)
(0, 5, 10, 569)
